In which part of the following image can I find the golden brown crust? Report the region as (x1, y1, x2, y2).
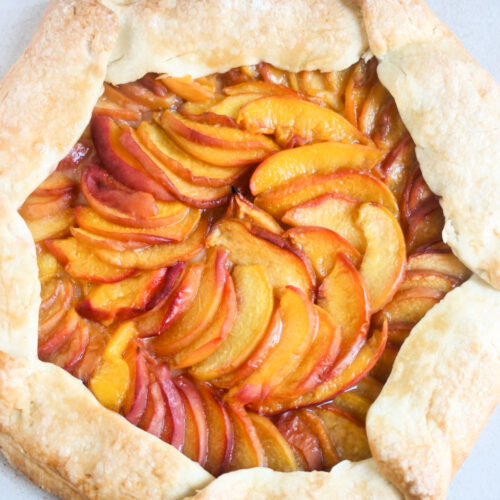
(0, 352, 213, 499)
(0, 0, 117, 209)
(186, 459, 402, 500)
(357, 0, 500, 289)
(367, 276, 500, 500)
(100, 0, 367, 84)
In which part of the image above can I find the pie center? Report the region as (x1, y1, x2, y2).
(21, 60, 471, 475)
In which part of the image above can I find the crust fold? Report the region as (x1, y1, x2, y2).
(367, 276, 500, 500)
(0, 352, 213, 499)
(357, 0, 500, 289)
(0, 0, 117, 209)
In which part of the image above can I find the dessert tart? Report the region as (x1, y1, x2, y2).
(0, 1, 499, 499)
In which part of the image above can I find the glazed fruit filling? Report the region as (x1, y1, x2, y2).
(21, 60, 471, 475)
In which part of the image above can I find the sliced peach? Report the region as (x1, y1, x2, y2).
(76, 269, 167, 325)
(74, 205, 201, 245)
(116, 81, 179, 109)
(256, 170, 398, 220)
(285, 226, 361, 280)
(37, 249, 62, 283)
(228, 286, 317, 404)
(102, 82, 147, 114)
(176, 379, 201, 462)
(161, 111, 278, 151)
(268, 306, 341, 400)
(124, 348, 149, 425)
(34, 172, 76, 197)
(46, 237, 136, 283)
(317, 254, 370, 376)
(406, 208, 445, 253)
(58, 320, 90, 373)
(56, 141, 91, 172)
(206, 218, 314, 298)
(276, 412, 323, 471)
(170, 271, 237, 369)
(298, 409, 340, 470)
(160, 76, 215, 102)
(399, 270, 459, 293)
(331, 391, 372, 424)
(93, 97, 142, 121)
(89, 322, 138, 411)
(38, 280, 74, 341)
(38, 308, 80, 360)
(136, 122, 247, 187)
(81, 164, 189, 227)
(211, 308, 282, 390)
(91, 115, 173, 201)
(358, 82, 391, 137)
(150, 248, 227, 355)
(223, 81, 298, 97)
(313, 405, 370, 461)
(208, 93, 261, 119)
(407, 250, 471, 281)
(282, 194, 365, 252)
(256, 320, 388, 415)
(238, 96, 373, 146)
(20, 192, 73, 221)
(350, 375, 383, 402)
(227, 191, 284, 234)
(27, 208, 74, 242)
(174, 376, 208, 466)
(135, 263, 202, 338)
(225, 403, 265, 471)
(122, 126, 231, 208)
(197, 382, 233, 476)
(248, 413, 297, 472)
(139, 380, 167, 439)
(357, 203, 406, 311)
(71, 227, 150, 252)
(370, 343, 399, 383)
(94, 214, 209, 270)
(250, 142, 383, 196)
(190, 265, 273, 381)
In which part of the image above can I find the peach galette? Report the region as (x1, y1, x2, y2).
(1, 1, 500, 500)
(20, 58, 472, 475)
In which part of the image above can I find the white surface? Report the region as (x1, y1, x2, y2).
(0, 0, 499, 498)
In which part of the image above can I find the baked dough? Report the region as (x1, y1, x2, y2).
(0, 0, 498, 499)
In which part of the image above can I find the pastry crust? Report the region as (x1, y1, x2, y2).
(367, 275, 500, 500)
(357, 0, 500, 289)
(0, 1, 499, 499)
(0, 352, 213, 499)
(0, 0, 117, 209)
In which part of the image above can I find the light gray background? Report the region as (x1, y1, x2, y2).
(0, 0, 499, 498)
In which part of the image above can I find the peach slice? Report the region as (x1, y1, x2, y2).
(135, 263, 202, 338)
(370, 343, 399, 383)
(206, 218, 314, 298)
(282, 194, 365, 252)
(374, 287, 445, 328)
(150, 248, 227, 355)
(298, 409, 340, 470)
(237, 96, 373, 146)
(175, 376, 208, 466)
(313, 405, 371, 461)
(161, 111, 278, 151)
(139, 380, 167, 439)
(37, 250, 62, 283)
(399, 270, 460, 293)
(227, 191, 284, 234)
(208, 93, 261, 119)
(160, 76, 215, 102)
(122, 126, 232, 208)
(71, 227, 151, 252)
(38, 280, 74, 341)
(358, 82, 391, 137)
(406, 208, 445, 253)
(74, 205, 202, 244)
(276, 411, 323, 472)
(197, 382, 233, 476)
(56, 320, 90, 373)
(89, 321, 138, 411)
(34, 172, 76, 197)
(94, 214, 209, 270)
(225, 402, 265, 471)
(317, 254, 370, 376)
(38, 308, 80, 360)
(256, 170, 398, 220)
(350, 375, 384, 402)
(102, 82, 147, 114)
(20, 192, 74, 221)
(170, 271, 237, 369)
(27, 208, 74, 242)
(116, 81, 179, 109)
(250, 142, 383, 196)
(76, 269, 167, 325)
(331, 391, 372, 424)
(223, 80, 297, 96)
(93, 97, 142, 122)
(357, 203, 406, 312)
(268, 306, 341, 400)
(46, 237, 136, 283)
(136, 122, 247, 187)
(406, 250, 472, 281)
(81, 164, 189, 227)
(285, 227, 362, 280)
(228, 286, 317, 404)
(211, 308, 283, 390)
(124, 348, 149, 425)
(190, 265, 273, 381)
(248, 413, 297, 472)
(91, 115, 173, 201)
(256, 319, 389, 415)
